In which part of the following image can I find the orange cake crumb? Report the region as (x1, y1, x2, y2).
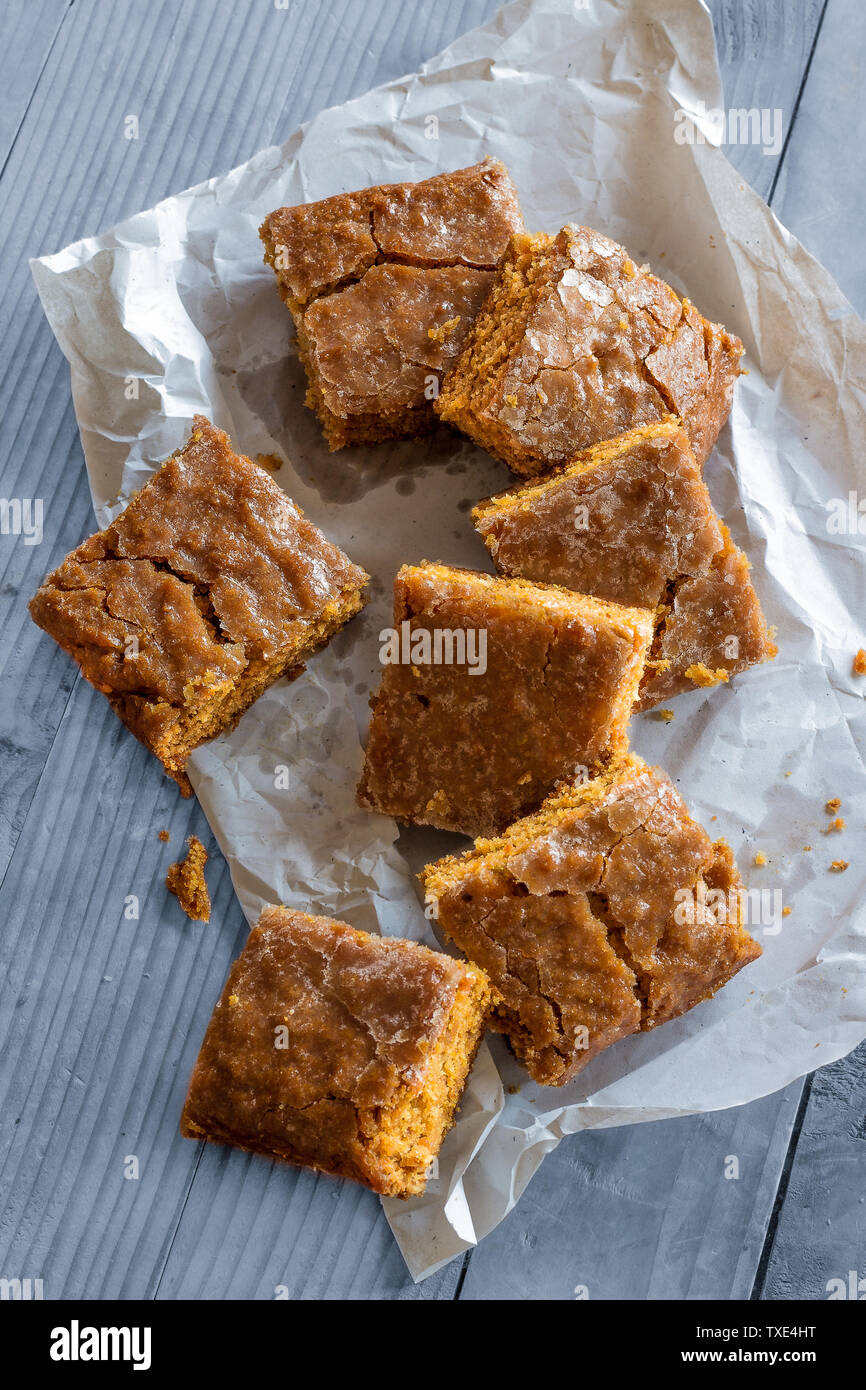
(657, 708, 675, 722)
(754, 851, 767, 866)
(782, 906, 792, 917)
(158, 829, 170, 843)
(684, 662, 730, 688)
(829, 860, 849, 873)
(166, 836, 211, 922)
(825, 817, 846, 834)
(825, 797, 841, 814)
(853, 649, 866, 676)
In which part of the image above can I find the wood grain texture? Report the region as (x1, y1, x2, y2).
(0, 0, 69, 174)
(708, 0, 826, 200)
(0, 0, 861, 1302)
(770, 0, 865, 313)
(460, 1086, 803, 1300)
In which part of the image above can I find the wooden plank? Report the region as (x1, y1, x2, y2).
(706, 0, 826, 201)
(0, 1, 69, 175)
(460, 1086, 803, 1300)
(740, 0, 866, 1294)
(757, 1043, 866, 1300)
(0, 0, 500, 1302)
(770, 0, 865, 314)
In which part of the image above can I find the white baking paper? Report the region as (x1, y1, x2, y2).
(30, 0, 866, 1282)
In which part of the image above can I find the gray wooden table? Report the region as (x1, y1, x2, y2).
(1, 0, 863, 1301)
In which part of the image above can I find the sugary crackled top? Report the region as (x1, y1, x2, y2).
(303, 263, 495, 416)
(260, 158, 524, 308)
(29, 418, 368, 705)
(478, 225, 742, 467)
(358, 565, 653, 837)
(429, 760, 760, 1059)
(475, 421, 723, 609)
(185, 909, 471, 1128)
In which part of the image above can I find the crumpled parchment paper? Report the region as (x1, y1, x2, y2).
(31, 0, 866, 1281)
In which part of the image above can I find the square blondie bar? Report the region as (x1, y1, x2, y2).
(29, 417, 369, 793)
(357, 562, 654, 837)
(436, 225, 744, 475)
(259, 158, 524, 449)
(180, 907, 495, 1197)
(473, 420, 776, 708)
(422, 754, 762, 1086)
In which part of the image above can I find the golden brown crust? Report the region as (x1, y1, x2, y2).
(166, 835, 211, 922)
(259, 159, 524, 448)
(436, 225, 743, 475)
(29, 418, 369, 789)
(473, 421, 775, 708)
(180, 907, 495, 1197)
(357, 562, 654, 837)
(422, 755, 762, 1086)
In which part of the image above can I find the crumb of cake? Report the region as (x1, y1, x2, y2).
(782, 906, 792, 917)
(853, 649, 866, 675)
(825, 797, 841, 813)
(754, 851, 767, 866)
(785, 770, 792, 777)
(158, 829, 170, 842)
(803, 845, 812, 852)
(685, 662, 730, 688)
(166, 835, 211, 922)
(829, 860, 848, 873)
(428, 316, 461, 344)
(254, 452, 283, 472)
(181, 907, 496, 1197)
(825, 817, 846, 833)
(657, 708, 675, 722)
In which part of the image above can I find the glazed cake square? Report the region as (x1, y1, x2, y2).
(436, 225, 743, 475)
(473, 420, 776, 708)
(260, 159, 524, 448)
(29, 417, 369, 793)
(357, 562, 654, 837)
(181, 907, 495, 1197)
(422, 755, 762, 1086)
